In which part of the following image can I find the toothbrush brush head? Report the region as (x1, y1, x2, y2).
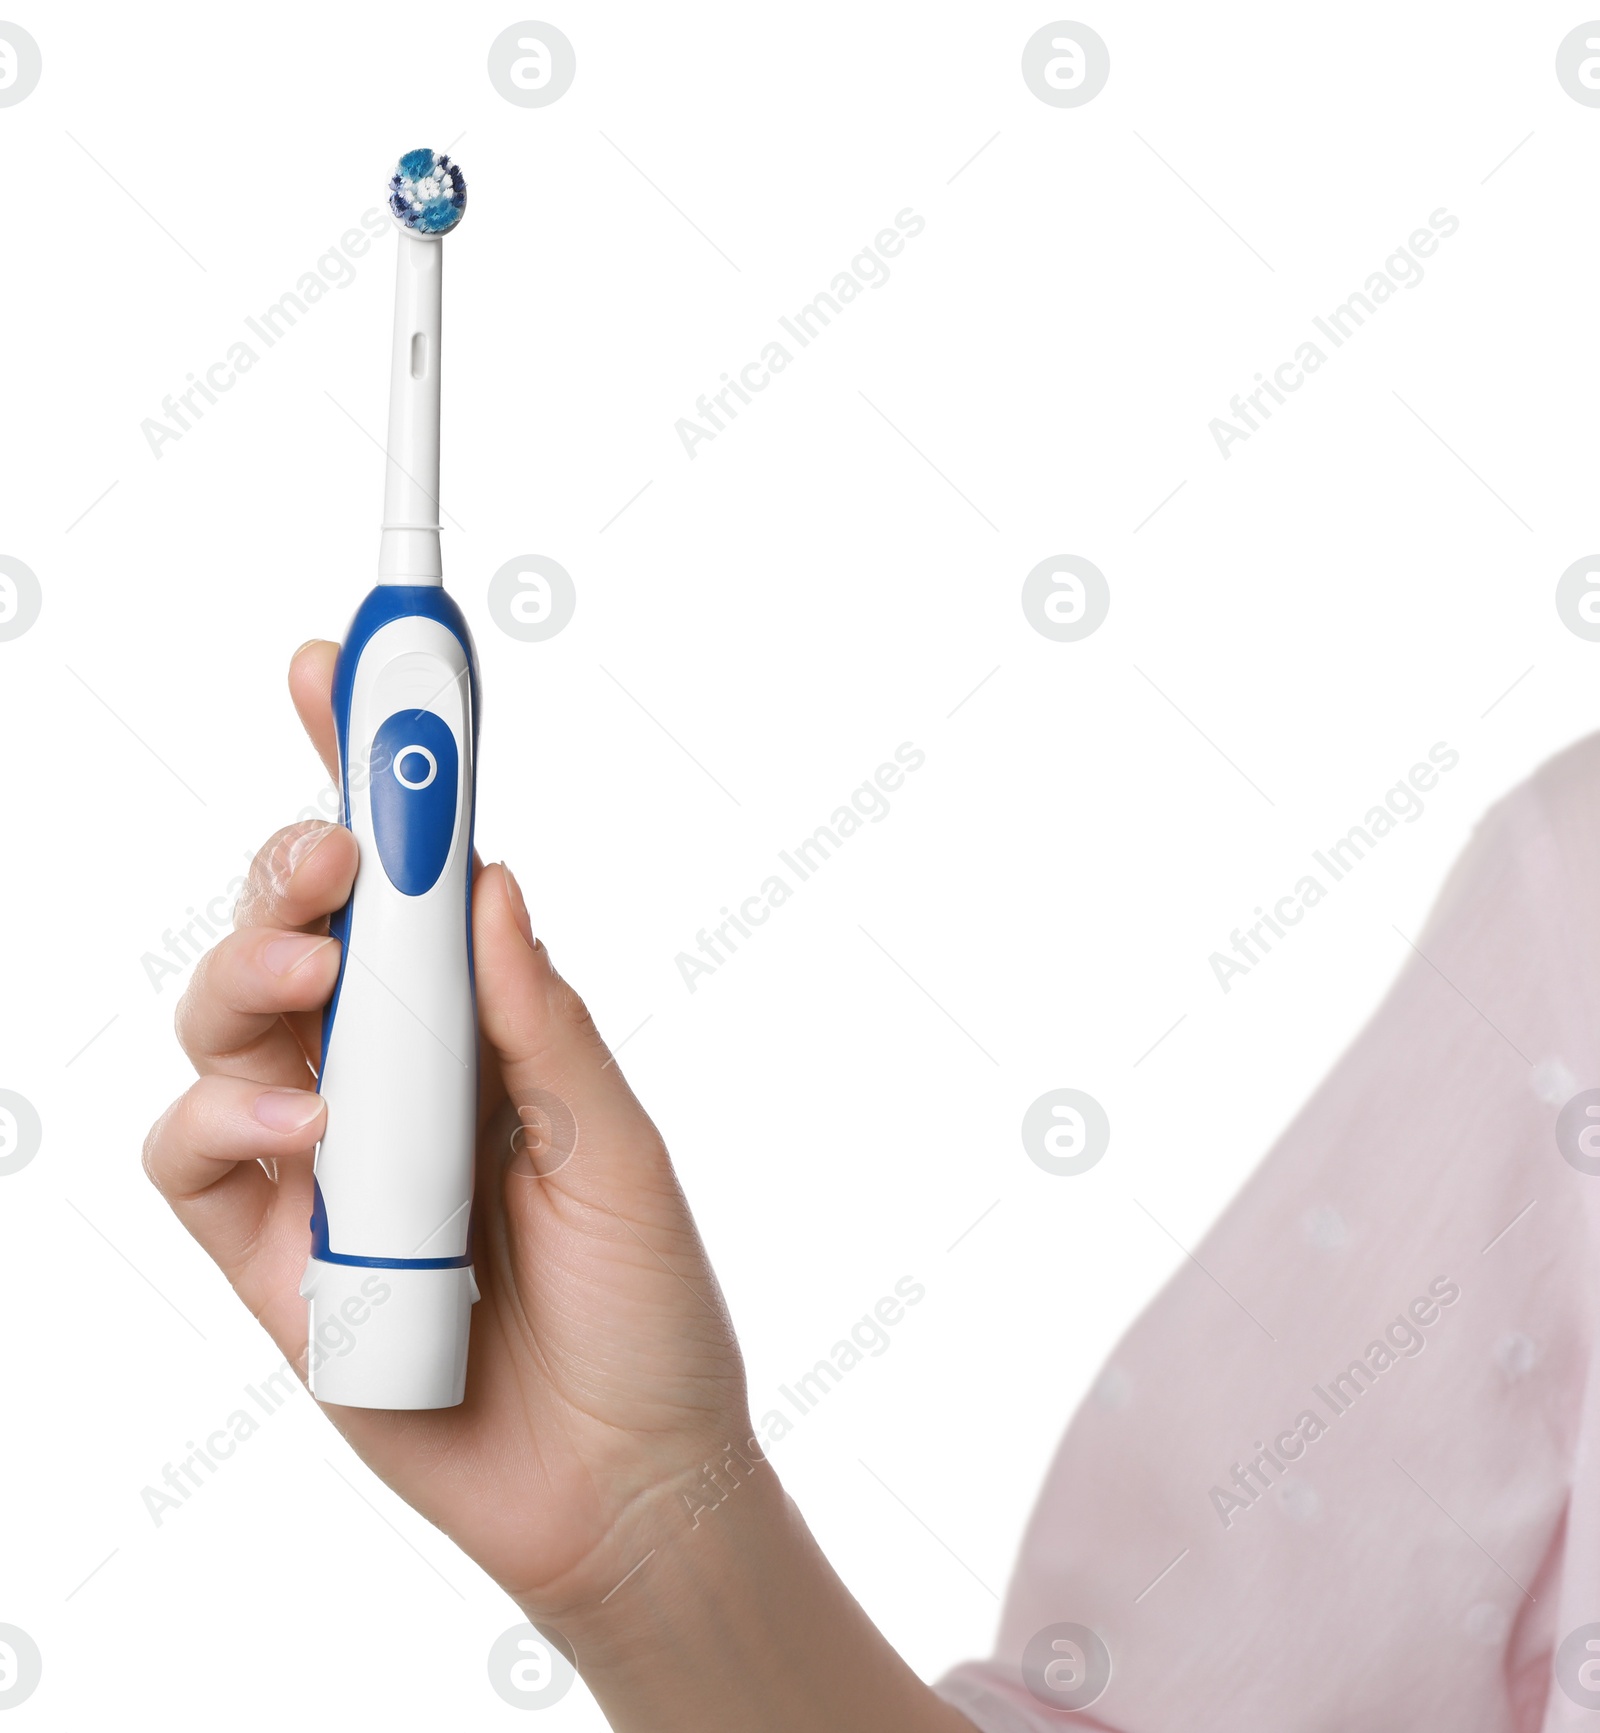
(388, 148, 466, 236)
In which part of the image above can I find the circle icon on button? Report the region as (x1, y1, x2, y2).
(395, 746, 438, 790)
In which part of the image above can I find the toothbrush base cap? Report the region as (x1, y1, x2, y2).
(300, 1257, 479, 1410)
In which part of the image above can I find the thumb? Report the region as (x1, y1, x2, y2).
(471, 862, 672, 1206)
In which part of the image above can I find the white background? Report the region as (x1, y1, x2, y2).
(4, 0, 1599, 1724)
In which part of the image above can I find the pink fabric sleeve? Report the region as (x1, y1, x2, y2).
(936, 738, 1600, 1733)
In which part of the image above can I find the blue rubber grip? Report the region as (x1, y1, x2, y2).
(370, 709, 460, 895)
(318, 583, 480, 1080)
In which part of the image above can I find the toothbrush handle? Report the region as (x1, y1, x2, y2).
(303, 584, 481, 1410)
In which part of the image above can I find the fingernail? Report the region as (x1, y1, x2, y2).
(263, 934, 337, 976)
(501, 863, 537, 951)
(254, 1089, 324, 1132)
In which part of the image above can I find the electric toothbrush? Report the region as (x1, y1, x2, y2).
(300, 149, 480, 1410)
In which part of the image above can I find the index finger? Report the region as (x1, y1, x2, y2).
(289, 638, 340, 781)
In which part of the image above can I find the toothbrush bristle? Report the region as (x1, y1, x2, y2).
(388, 148, 466, 236)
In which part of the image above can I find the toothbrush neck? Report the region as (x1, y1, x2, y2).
(379, 230, 445, 586)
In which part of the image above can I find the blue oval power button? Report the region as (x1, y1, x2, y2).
(370, 710, 459, 895)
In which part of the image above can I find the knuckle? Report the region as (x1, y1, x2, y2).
(139, 1106, 170, 1186)
(551, 974, 600, 1044)
(172, 944, 221, 1051)
(172, 984, 197, 1052)
(141, 1084, 202, 1187)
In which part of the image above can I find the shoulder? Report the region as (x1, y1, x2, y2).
(1415, 731, 1600, 1009)
(1493, 729, 1600, 921)
(1397, 732, 1600, 1014)
(1523, 729, 1600, 832)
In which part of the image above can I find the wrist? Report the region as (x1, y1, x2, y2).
(522, 1436, 968, 1733)
(521, 1422, 782, 1666)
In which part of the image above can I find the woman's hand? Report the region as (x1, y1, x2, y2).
(142, 641, 749, 1615)
(143, 642, 975, 1732)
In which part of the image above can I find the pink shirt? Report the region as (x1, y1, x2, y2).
(937, 737, 1600, 1731)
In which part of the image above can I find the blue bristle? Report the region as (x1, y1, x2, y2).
(388, 148, 466, 235)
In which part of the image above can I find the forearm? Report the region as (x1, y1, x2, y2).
(536, 1457, 977, 1733)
